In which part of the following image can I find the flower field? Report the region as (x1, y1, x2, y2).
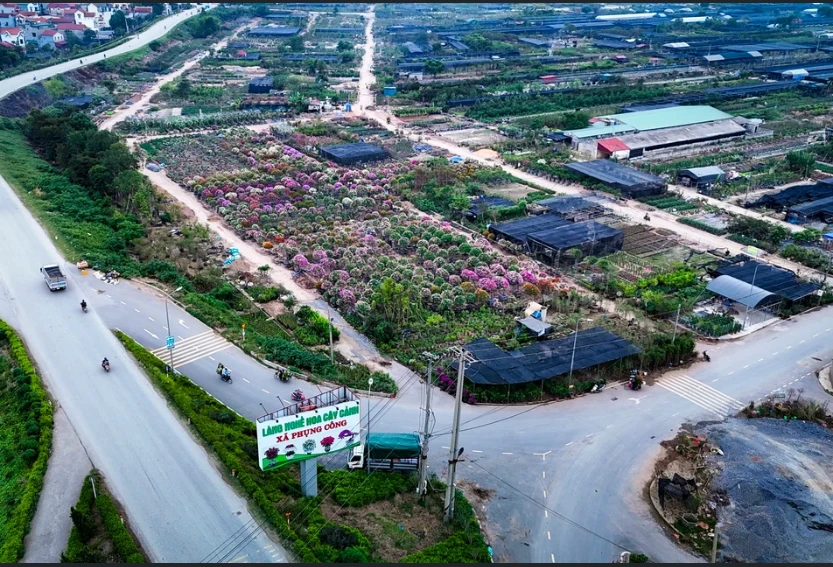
(158, 131, 568, 359)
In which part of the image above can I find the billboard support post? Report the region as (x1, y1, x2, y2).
(300, 457, 318, 497)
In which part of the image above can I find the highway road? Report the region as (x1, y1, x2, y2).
(0, 177, 288, 562)
(0, 6, 205, 101)
(82, 272, 833, 563)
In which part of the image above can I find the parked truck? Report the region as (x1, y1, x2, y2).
(40, 264, 67, 291)
(347, 432, 421, 472)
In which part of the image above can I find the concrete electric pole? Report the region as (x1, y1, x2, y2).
(418, 352, 438, 499)
(443, 346, 474, 523)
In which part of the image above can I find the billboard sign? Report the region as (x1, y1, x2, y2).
(256, 398, 361, 470)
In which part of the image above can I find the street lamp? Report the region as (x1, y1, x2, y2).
(366, 376, 373, 474)
(165, 286, 183, 372)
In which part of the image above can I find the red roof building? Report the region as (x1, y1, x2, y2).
(57, 23, 85, 30)
(0, 26, 22, 35)
(0, 40, 17, 48)
(597, 138, 630, 156)
(134, 6, 152, 13)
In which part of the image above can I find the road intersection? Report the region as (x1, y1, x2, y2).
(78, 270, 833, 563)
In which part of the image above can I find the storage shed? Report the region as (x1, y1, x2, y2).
(248, 26, 301, 37)
(466, 195, 515, 220)
(565, 160, 666, 199)
(319, 143, 388, 165)
(677, 166, 725, 189)
(526, 220, 624, 264)
(787, 196, 833, 224)
(248, 76, 274, 94)
(534, 196, 605, 221)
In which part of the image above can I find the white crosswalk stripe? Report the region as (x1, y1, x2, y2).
(149, 330, 233, 369)
(657, 373, 746, 417)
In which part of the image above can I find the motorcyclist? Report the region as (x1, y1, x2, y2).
(221, 367, 231, 380)
(81, 300, 87, 311)
(102, 357, 109, 368)
(703, 351, 711, 362)
(216, 362, 224, 374)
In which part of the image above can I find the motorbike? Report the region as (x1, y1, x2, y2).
(102, 359, 110, 372)
(626, 380, 642, 391)
(291, 389, 305, 403)
(275, 369, 291, 383)
(644, 213, 651, 221)
(703, 351, 711, 362)
(216, 364, 232, 383)
(590, 380, 606, 393)
(81, 302, 87, 313)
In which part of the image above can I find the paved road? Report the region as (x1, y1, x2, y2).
(87, 272, 833, 563)
(0, 7, 205, 101)
(0, 176, 288, 562)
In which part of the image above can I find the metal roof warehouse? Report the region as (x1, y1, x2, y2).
(526, 220, 624, 263)
(489, 214, 571, 246)
(599, 105, 733, 132)
(712, 260, 820, 302)
(464, 329, 641, 386)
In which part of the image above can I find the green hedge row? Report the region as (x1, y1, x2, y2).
(62, 472, 95, 563)
(116, 331, 488, 563)
(676, 217, 727, 236)
(95, 492, 145, 563)
(0, 320, 54, 563)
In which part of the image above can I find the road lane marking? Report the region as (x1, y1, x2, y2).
(143, 329, 159, 339)
(551, 553, 555, 563)
(502, 452, 512, 455)
(179, 319, 190, 329)
(772, 352, 778, 355)
(712, 379, 719, 383)
(442, 446, 449, 449)
(208, 356, 215, 361)
(800, 340, 806, 343)
(743, 364, 750, 368)
(472, 450, 483, 453)
(542, 471, 546, 479)
(120, 301, 126, 305)
(148, 317, 154, 322)
(606, 424, 613, 429)
(543, 489, 547, 497)
(565, 442, 573, 446)
(657, 373, 745, 417)
(758, 358, 764, 362)
(134, 308, 141, 313)
(813, 333, 819, 338)
(242, 378, 250, 383)
(827, 328, 830, 332)
(262, 389, 270, 394)
(672, 412, 679, 417)
(728, 371, 734, 375)
(787, 346, 792, 349)
(544, 510, 548, 518)
(533, 451, 552, 461)
(547, 531, 551, 540)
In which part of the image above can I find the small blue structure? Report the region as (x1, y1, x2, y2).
(383, 86, 397, 97)
(344, 101, 352, 112)
(449, 156, 464, 164)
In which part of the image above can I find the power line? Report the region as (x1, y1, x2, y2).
(467, 459, 630, 552)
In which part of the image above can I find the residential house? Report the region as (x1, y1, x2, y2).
(56, 22, 84, 37)
(132, 5, 151, 18)
(72, 8, 98, 29)
(37, 27, 63, 48)
(46, 3, 76, 16)
(0, 3, 18, 27)
(0, 26, 24, 45)
(20, 17, 51, 42)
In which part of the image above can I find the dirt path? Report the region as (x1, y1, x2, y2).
(352, 23, 822, 280)
(100, 24, 249, 132)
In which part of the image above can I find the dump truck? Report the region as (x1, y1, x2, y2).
(347, 432, 421, 472)
(40, 264, 67, 291)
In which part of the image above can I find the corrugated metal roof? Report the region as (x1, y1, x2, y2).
(679, 166, 726, 178)
(601, 105, 733, 132)
(597, 137, 630, 153)
(706, 275, 779, 308)
(614, 120, 745, 150)
(565, 124, 635, 139)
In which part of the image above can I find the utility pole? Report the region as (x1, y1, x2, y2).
(418, 352, 437, 499)
(444, 346, 473, 523)
(327, 304, 334, 363)
(366, 375, 373, 474)
(710, 525, 719, 563)
(671, 303, 681, 344)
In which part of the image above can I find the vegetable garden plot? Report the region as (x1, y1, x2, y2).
(621, 225, 674, 256)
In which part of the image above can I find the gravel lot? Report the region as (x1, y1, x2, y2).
(702, 418, 833, 563)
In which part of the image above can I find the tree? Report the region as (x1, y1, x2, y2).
(821, 5, 833, 17)
(151, 3, 164, 16)
(252, 4, 269, 17)
(785, 150, 815, 178)
(423, 59, 445, 77)
(174, 78, 192, 98)
(286, 35, 303, 52)
(336, 40, 352, 52)
(109, 10, 127, 34)
(83, 28, 96, 41)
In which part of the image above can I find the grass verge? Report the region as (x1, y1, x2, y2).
(0, 320, 54, 562)
(115, 330, 488, 563)
(61, 470, 146, 563)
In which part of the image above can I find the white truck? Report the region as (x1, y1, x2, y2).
(40, 264, 67, 291)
